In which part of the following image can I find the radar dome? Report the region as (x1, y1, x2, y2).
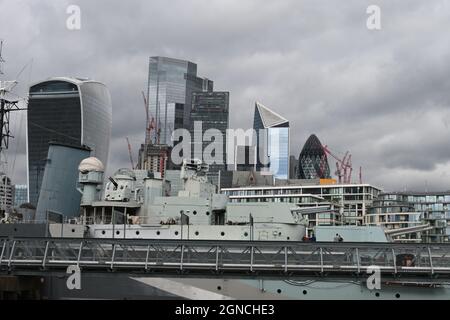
(79, 157, 104, 173)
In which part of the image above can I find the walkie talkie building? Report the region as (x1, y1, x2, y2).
(27, 77, 112, 206)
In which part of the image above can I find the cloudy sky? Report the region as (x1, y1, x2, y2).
(1, 0, 450, 192)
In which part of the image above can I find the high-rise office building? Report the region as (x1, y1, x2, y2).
(137, 143, 171, 178)
(27, 77, 112, 205)
(190, 91, 229, 173)
(13, 184, 28, 207)
(289, 155, 299, 179)
(146, 57, 213, 146)
(298, 134, 331, 179)
(0, 173, 13, 212)
(253, 102, 289, 179)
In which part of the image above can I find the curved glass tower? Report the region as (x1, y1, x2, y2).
(27, 77, 112, 205)
(298, 134, 331, 179)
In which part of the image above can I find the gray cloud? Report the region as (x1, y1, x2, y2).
(1, 0, 450, 192)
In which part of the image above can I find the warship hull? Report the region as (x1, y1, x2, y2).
(41, 274, 450, 300)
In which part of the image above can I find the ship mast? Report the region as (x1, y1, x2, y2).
(0, 40, 22, 155)
(0, 40, 26, 214)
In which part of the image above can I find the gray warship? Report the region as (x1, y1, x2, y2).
(2, 156, 450, 300)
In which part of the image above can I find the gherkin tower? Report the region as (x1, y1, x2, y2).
(298, 134, 331, 179)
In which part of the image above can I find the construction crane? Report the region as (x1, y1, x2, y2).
(0, 40, 5, 75)
(141, 91, 162, 145)
(141, 91, 156, 146)
(359, 166, 362, 184)
(126, 137, 134, 170)
(322, 145, 353, 184)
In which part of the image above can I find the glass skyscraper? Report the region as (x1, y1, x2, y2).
(253, 102, 289, 179)
(190, 91, 229, 172)
(146, 57, 213, 146)
(298, 134, 331, 179)
(27, 77, 112, 205)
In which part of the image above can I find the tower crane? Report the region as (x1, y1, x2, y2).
(142, 91, 156, 145)
(322, 145, 353, 184)
(126, 137, 134, 170)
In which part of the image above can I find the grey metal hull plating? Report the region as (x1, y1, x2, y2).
(41, 274, 450, 300)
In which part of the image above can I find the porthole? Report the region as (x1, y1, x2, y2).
(193, 211, 197, 215)
(136, 231, 140, 235)
(277, 289, 282, 294)
(116, 231, 120, 235)
(395, 293, 400, 299)
(206, 211, 210, 216)
(221, 232, 225, 236)
(195, 231, 199, 236)
(217, 286, 222, 291)
(101, 230, 106, 235)
(175, 231, 179, 236)
(14, 228, 17, 232)
(71, 229, 75, 233)
(244, 232, 249, 237)
(156, 231, 160, 235)
(375, 292, 380, 297)
(287, 237, 290, 240)
(278, 232, 282, 236)
(303, 290, 307, 295)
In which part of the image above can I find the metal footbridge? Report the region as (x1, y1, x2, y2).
(1, 237, 450, 282)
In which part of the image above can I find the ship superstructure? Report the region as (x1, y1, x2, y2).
(78, 158, 308, 241)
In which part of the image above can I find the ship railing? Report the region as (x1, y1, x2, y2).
(1, 237, 450, 279)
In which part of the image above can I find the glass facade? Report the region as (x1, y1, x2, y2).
(147, 57, 212, 146)
(14, 184, 28, 207)
(366, 192, 450, 242)
(298, 134, 331, 179)
(190, 91, 229, 172)
(253, 102, 289, 179)
(267, 127, 289, 179)
(223, 183, 381, 225)
(27, 78, 112, 206)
